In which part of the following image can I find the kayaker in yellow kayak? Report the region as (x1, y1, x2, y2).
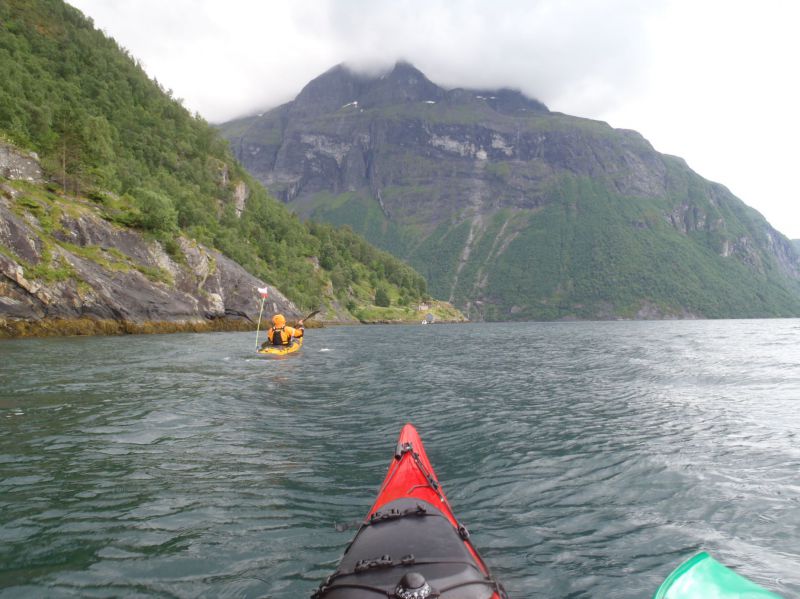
(263, 313, 304, 348)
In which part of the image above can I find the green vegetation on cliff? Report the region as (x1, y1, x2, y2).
(483, 175, 800, 320)
(0, 0, 430, 315)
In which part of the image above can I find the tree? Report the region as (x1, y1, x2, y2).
(133, 188, 177, 232)
(375, 285, 391, 307)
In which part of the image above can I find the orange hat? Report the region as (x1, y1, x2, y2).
(272, 314, 286, 327)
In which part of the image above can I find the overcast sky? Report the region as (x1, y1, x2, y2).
(69, 0, 800, 238)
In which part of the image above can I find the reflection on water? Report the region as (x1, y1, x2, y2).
(1, 320, 799, 597)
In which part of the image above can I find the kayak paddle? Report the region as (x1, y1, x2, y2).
(255, 287, 269, 351)
(300, 309, 320, 324)
(654, 552, 783, 598)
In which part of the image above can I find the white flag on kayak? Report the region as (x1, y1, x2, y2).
(257, 286, 269, 298)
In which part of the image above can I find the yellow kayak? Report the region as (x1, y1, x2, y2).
(257, 338, 303, 357)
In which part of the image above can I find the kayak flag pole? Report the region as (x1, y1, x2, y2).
(255, 287, 269, 351)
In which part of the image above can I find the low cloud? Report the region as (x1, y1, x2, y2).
(71, 0, 664, 122)
(311, 0, 664, 117)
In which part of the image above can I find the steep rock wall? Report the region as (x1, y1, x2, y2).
(0, 152, 299, 337)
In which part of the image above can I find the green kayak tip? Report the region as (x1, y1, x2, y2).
(654, 552, 783, 598)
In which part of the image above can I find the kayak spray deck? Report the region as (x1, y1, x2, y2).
(312, 425, 506, 599)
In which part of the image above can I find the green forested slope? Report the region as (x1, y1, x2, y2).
(480, 175, 800, 320)
(0, 0, 428, 314)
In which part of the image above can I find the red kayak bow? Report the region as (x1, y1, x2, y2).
(312, 423, 506, 599)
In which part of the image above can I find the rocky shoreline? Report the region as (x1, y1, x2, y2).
(0, 315, 256, 339)
(1, 142, 306, 339)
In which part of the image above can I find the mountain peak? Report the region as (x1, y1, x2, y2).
(291, 61, 445, 116)
(290, 62, 549, 117)
(387, 60, 427, 80)
(363, 61, 445, 106)
(291, 64, 369, 116)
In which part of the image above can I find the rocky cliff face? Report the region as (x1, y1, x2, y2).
(221, 63, 800, 320)
(0, 143, 299, 338)
(0, 143, 43, 182)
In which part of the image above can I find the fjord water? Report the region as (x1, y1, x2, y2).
(1, 321, 799, 598)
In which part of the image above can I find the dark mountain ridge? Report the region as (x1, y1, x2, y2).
(258, 62, 548, 120)
(223, 63, 800, 320)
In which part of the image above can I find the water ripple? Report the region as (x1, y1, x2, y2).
(1, 321, 799, 597)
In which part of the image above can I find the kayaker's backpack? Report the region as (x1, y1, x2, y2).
(271, 328, 285, 345)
